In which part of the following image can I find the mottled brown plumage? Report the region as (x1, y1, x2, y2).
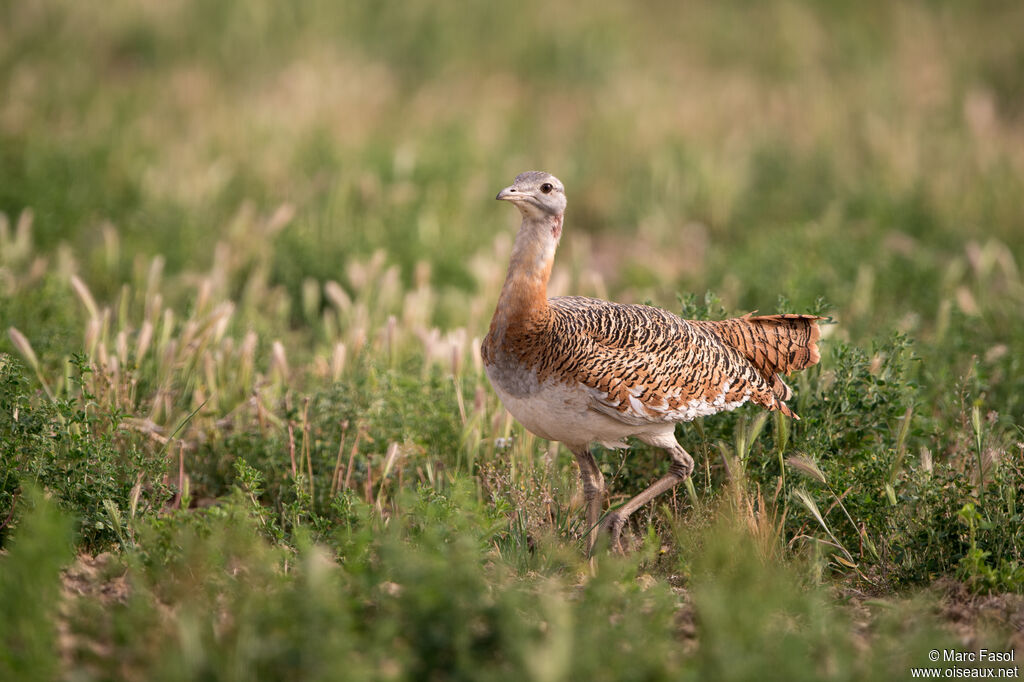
(483, 171, 822, 552)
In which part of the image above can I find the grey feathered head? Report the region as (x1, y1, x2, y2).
(496, 171, 566, 218)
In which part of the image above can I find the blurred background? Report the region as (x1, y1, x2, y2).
(4, 1, 1022, 319)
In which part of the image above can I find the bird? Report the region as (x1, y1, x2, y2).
(482, 170, 822, 553)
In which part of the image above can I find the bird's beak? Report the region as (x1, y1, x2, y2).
(496, 185, 529, 201)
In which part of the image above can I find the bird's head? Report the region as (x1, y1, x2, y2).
(496, 171, 566, 220)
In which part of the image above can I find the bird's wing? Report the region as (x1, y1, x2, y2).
(541, 297, 782, 425)
(690, 313, 822, 417)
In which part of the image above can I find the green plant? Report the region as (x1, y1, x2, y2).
(956, 502, 1024, 594)
(0, 488, 74, 681)
(0, 355, 171, 550)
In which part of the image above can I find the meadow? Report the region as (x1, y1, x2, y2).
(2, 0, 1023, 679)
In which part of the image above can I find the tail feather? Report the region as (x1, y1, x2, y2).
(695, 313, 823, 417)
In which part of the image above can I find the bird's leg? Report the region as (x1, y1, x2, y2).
(601, 445, 694, 553)
(570, 446, 605, 554)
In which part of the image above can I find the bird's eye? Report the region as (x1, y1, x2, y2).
(540, 183, 554, 194)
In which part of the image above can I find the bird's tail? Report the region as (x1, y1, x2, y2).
(696, 313, 823, 418)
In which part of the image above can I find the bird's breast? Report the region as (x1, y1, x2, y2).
(483, 361, 638, 448)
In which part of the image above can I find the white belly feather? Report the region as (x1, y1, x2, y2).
(486, 369, 677, 449)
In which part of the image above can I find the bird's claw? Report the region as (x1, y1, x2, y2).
(601, 512, 626, 554)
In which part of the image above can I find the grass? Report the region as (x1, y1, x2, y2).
(2, 0, 1024, 679)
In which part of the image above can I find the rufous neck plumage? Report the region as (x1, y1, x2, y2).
(490, 212, 563, 333)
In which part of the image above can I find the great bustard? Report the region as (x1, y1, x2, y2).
(482, 171, 822, 553)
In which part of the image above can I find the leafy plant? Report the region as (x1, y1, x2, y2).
(0, 355, 171, 550)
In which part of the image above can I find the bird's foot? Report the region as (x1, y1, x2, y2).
(601, 512, 626, 554)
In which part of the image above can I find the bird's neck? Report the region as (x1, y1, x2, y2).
(490, 213, 563, 334)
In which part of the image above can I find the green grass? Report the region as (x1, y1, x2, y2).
(2, 0, 1024, 679)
